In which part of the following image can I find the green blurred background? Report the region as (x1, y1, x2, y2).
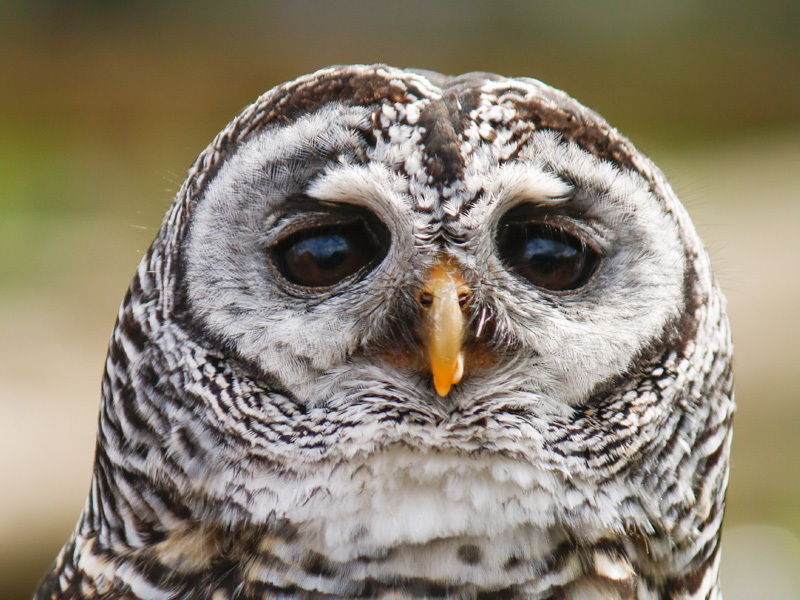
(2, 1, 799, 598)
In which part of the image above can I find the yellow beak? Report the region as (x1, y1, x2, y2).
(419, 261, 469, 396)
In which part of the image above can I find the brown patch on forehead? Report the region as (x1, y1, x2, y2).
(417, 100, 466, 185)
(442, 86, 483, 136)
(513, 100, 636, 170)
(270, 71, 411, 123)
(408, 85, 483, 188)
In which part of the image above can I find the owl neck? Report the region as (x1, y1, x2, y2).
(66, 451, 653, 599)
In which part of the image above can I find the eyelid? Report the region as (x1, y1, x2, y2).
(262, 210, 362, 248)
(499, 202, 610, 255)
(503, 215, 604, 255)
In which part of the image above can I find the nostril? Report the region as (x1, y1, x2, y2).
(418, 291, 434, 309)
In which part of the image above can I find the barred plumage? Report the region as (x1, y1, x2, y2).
(35, 64, 734, 600)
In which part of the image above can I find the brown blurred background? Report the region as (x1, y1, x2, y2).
(1, 1, 799, 598)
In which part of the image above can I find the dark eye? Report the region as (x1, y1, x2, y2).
(272, 218, 388, 288)
(497, 222, 600, 291)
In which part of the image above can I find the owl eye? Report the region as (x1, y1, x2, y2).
(497, 222, 600, 291)
(272, 218, 388, 288)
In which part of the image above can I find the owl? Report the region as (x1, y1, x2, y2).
(35, 65, 734, 600)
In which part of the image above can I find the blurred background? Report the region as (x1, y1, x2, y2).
(1, 1, 798, 598)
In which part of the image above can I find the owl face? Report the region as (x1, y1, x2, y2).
(182, 77, 687, 418)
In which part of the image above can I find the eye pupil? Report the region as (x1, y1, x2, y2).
(272, 218, 387, 288)
(498, 220, 599, 291)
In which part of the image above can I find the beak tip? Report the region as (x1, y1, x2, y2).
(432, 353, 464, 397)
(434, 380, 452, 397)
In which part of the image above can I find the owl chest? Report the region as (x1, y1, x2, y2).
(223, 449, 642, 598)
(233, 529, 639, 599)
